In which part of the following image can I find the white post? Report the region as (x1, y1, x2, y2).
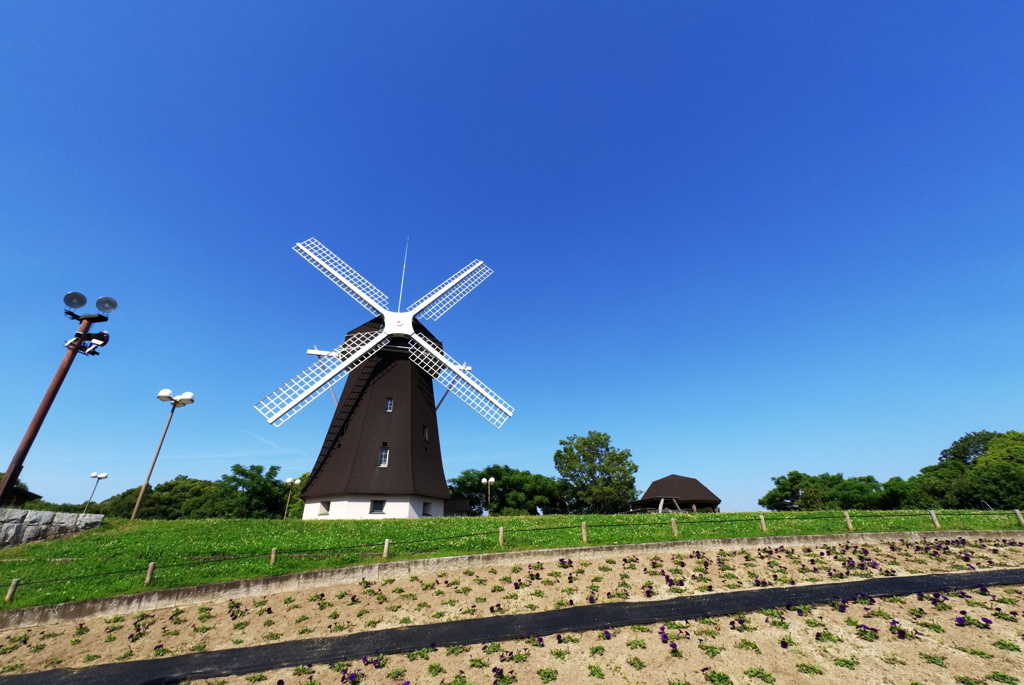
(758, 514, 766, 533)
(928, 510, 940, 529)
(843, 511, 854, 531)
(5, 579, 19, 603)
(383, 538, 390, 559)
(581, 521, 588, 544)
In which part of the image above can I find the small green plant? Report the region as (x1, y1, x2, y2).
(704, 671, 732, 685)
(428, 663, 445, 676)
(833, 656, 858, 670)
(386, 667, 407, 679)
(744, 668, 775, 683)
(994, 639, 1021, 651)
(986, 674, 1018, 685)
(538, 668, 559, 682)
(738, 638, 760, 653)
(589, 664, 604, 679)
(626, 656, 645, 670)
(699, 643, 724, 658)
(919, 653, 946, 667)
(589, 645, 605, 657)
(293, 665, 315, 675)
(796, 663, 823, 675)
(245, 675, 267, 683)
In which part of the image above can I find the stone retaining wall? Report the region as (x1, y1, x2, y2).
(0, 509, 104, 548)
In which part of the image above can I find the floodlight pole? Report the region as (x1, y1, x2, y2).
(0, 313, 107, 506)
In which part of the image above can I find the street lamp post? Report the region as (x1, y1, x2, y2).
(0, 292, 116, 506)
(481, 476, 495, 514)
(130, 389, 194, 520)
(283, 477, 302, 519)
(82, 472, 107, 514)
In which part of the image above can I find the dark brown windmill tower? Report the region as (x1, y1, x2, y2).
(255, 238, 513, 519)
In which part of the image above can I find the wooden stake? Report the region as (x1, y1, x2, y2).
(145, 562, 156, 586)
(270, 548, 277, 566)
(1015, 509, 1024, 527)
(928, 510, 940, 529)
(843, 511, 854, 531)
(383, 538, 390, 560)
(670, 518, 678, 538)
(581, 521, 588, 544)
(5, 579, 19, 603)
(759, 514, 766, 533)
(498, 526, 504, 547)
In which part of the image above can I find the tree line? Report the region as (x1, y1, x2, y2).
(25, 430, 640, 519)
(759, 430, 1024, 511)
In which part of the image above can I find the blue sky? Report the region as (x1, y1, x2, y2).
(1, 2, 1021, 512)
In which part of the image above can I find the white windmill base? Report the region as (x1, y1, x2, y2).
(301, 494, 448, 520)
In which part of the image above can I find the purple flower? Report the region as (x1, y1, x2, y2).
(669, 641, 677, 650)
(603, 630, 612, 640)
(954, 616, 967, 626)
(780, 639, 789, 648)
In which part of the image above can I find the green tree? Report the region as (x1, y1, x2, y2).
(968, 461, 1024, 509)
(553, 431, 638, 514)
(758, 471, 811, 511)
(975, 431, 1024, 466)
(218, 464, 285, 519)
(939, 431, 999, 464)
(447, 465, 566, 516)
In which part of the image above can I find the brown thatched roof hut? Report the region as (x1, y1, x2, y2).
(629, 474, 721, 513)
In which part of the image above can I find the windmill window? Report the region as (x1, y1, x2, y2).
(422, 501, 432, 517)
(378, 443, 389, 467)
(369, 500, 385, 514)
(318, 501, 330, 516)
(422, 425, 429, 441)
(385, 397, 394, 412)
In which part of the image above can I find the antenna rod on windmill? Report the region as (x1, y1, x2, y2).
(397, 236, 410, 311)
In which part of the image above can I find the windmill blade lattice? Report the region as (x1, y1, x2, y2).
(408, 332, 514, 428)
(406, 260, 493, 321)
(294, 238, 389, 316)
(256, 329, 390, 426)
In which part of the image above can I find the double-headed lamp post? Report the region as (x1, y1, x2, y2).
(82, 472, 107, 514)
(130, 389, 194, 520)
(283, 477, 302, 519)
(481, 476, 495, 514)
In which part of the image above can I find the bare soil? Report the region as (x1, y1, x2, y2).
(2, 536, 1023, 684)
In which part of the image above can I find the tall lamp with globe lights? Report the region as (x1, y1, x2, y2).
(481, 476, 495, 514)
(82, 472, 107, 514)
(0, 292, 116, 506)
(283, 477, 302, 519)
(130, 389, 194, 520)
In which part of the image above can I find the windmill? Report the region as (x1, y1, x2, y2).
(255, 238, 513, 519)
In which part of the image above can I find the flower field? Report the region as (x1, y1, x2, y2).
(1, 535, 1023, 683)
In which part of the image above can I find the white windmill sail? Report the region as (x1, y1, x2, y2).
(294, 238, 389, 316)
(255, 329, 389, 425)
(408, 332, 514, 428)
(406, 260, 493, 321)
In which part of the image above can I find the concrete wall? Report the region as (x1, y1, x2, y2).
(0, 509, 104, 548)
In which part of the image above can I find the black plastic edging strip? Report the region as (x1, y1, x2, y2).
(4, 567, 1023, 685)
